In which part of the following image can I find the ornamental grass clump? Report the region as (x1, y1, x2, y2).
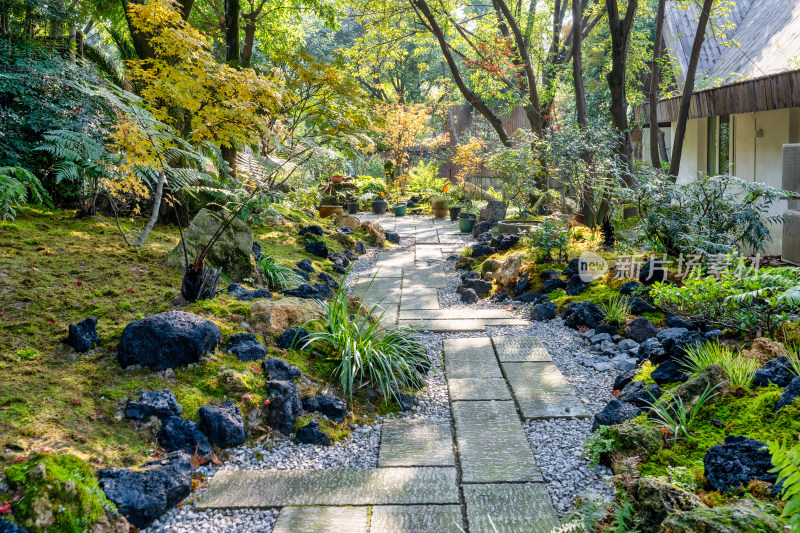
(258, 254, 304, 290)
(681, 341, 759, 388)
(301, 280, 427, 400)
(600, 295, 632, 327)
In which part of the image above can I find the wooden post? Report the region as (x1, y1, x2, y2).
(68, 25, 76, 62)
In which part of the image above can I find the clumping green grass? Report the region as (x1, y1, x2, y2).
(682, 342, 760, 388)
(257, 253, 304, 290)
(599, 295, 632, 327)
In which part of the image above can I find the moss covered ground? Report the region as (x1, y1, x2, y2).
(0, 207, 385, 471)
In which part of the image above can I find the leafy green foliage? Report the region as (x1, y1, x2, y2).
(768, 439, 800, 530)
(645, 381, 725, 445)
(583, 424, 620, 467)
(257, 254, 303, 290)
(0, 166, 51, 220)
(600, 295, 632, 327)
(301, 280, 428, 400)
(628, 172, 790, 256)
(406, 160, 447, 196)
(651, 266, 800, 336)
(528, 218, 570, 262)
(681, 342, 759, 388)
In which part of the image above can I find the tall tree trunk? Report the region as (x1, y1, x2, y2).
(225, 0, 240, 65)
(241, 14, 256, 68)
(134, 170, 166, 247)
(410, 0, 512, 146)
(605, 0, 638, 186)
(571, 0, 588, 128)
(668, 0, 713, 180)
(648, 0, 666, 169)
(540, 0, 568, 131)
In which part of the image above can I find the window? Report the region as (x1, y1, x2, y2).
(707, 115, 731, 175)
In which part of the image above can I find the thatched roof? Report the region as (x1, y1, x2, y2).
(663, 0, 800, 88)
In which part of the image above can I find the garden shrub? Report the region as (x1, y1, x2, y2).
(0, 166, 51, 221)
(527, 218, 570, 261)
(651, 266, 800, 336)
(629, 172, 790, 256)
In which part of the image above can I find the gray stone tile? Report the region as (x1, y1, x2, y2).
(463, 484, 559, 533)
(398, 318, 528, 332)
(379, 419, 455, 467)
(449, 378, 512, 401)
(196, 468, 459, 509)
(399, 309, 517, 320)
(492, 336, 552, 362)
(443, 337, 502, 379)
(352, 278, 402, 305)
(503, 362, 589, 419)
(376, 252, 415, 268)
(452, 401, 542, 483)
(402, 264, 446, 288)
(370, 505, 463, 533)
(273, 506, 368, 533)
(370, 267, 404, 278)
(415, 245, 444, 263)
(399, 286, 440, 310)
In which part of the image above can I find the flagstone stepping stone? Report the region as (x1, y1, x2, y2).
(453, 400, 542, 483)
(399, 286, 440, 310)
(502, 362, 589, 419)
(400, 309, 517, 320)
(196, 467, 459, 509)
(491, 336, 552, 362)
(403, 265, 446, 288)
(371, 267, 404, 278)
(449, 378, 512, 401)
(376, 252, 415, 268)
(351, 278, 402, 305)
(370, 505, 464, 533)
(378, 419, 455, 467)
(462, 484, 559, 533)
(443, 337, 503, 379)
(398, 318, 528, 332)
(415, 245, 444, 262)
(273, 506, 368, 533)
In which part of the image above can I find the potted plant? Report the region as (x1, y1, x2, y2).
(347, 200, 359, 215)
(330, 174, 345, 184)
(458, 206, 478, 233)
(430, 196, 448, 218)
(449, 205, 462, 221)
(319, 194, 343, 218)
(371, 193, 389, 214)
(392, 201, 407, 217)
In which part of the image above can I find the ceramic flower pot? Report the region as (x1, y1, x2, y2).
(392, 202, 407, 217)
(371, 198, 389, 214)
(319, 205, 343, 218)
(347, 202, 359, 215)
(430, 197, 448, 218)
(449, 207, 462, 221)
(458, 213, 477, 233)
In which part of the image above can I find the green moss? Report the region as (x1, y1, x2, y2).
(639, 387, 800, 480)
(633, 361, 657, 384)
(4, 452, 116, 533)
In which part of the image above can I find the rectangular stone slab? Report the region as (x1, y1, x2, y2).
(379, 419, 455, 467)
(443, 337, 503, 379)
(402, 265, 446, 288)
(415, 245, 444, 263)
(196, 467, 459, 509)
(273, 506, 368, 533)
(463, 484, 559, 533)
(452, 401, 542, 483)
(370, 267, 404, 278)
(398, 318, 528, 332)
(399, 309, 518, 320)
(399, 286, 440, 310)
(370, 505, 464, 532)
(502, 362, 589, 419)
(376, 252, 415, 268)
(448, 378, 512, 401)
(491, 336, 552, 362)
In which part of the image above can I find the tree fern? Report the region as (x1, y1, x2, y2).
(769, 440, 800, 530)
(0, 167, 52, 221)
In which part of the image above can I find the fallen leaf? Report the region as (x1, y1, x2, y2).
(75, 280, 82, 286)
(0, 503, 10, 514)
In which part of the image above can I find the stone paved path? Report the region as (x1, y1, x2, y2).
(198, 215, 588, 532)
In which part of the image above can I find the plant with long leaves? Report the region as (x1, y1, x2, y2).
(301, 280, 428, 401)
(258, 254, 304, 290)
(0, 166, 51, 221)
(681, 342, 759, 388)
(600, 295, 632, 327)
(644, 381, 726, 445)
(769, 439, 800, 530)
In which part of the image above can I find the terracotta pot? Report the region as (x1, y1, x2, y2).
(330, 174, 345, 183)
(319, 205, 343, 218)
(430, 196, 448, 218)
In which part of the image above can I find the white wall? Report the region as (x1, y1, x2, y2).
(643, 108, 798, 256)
